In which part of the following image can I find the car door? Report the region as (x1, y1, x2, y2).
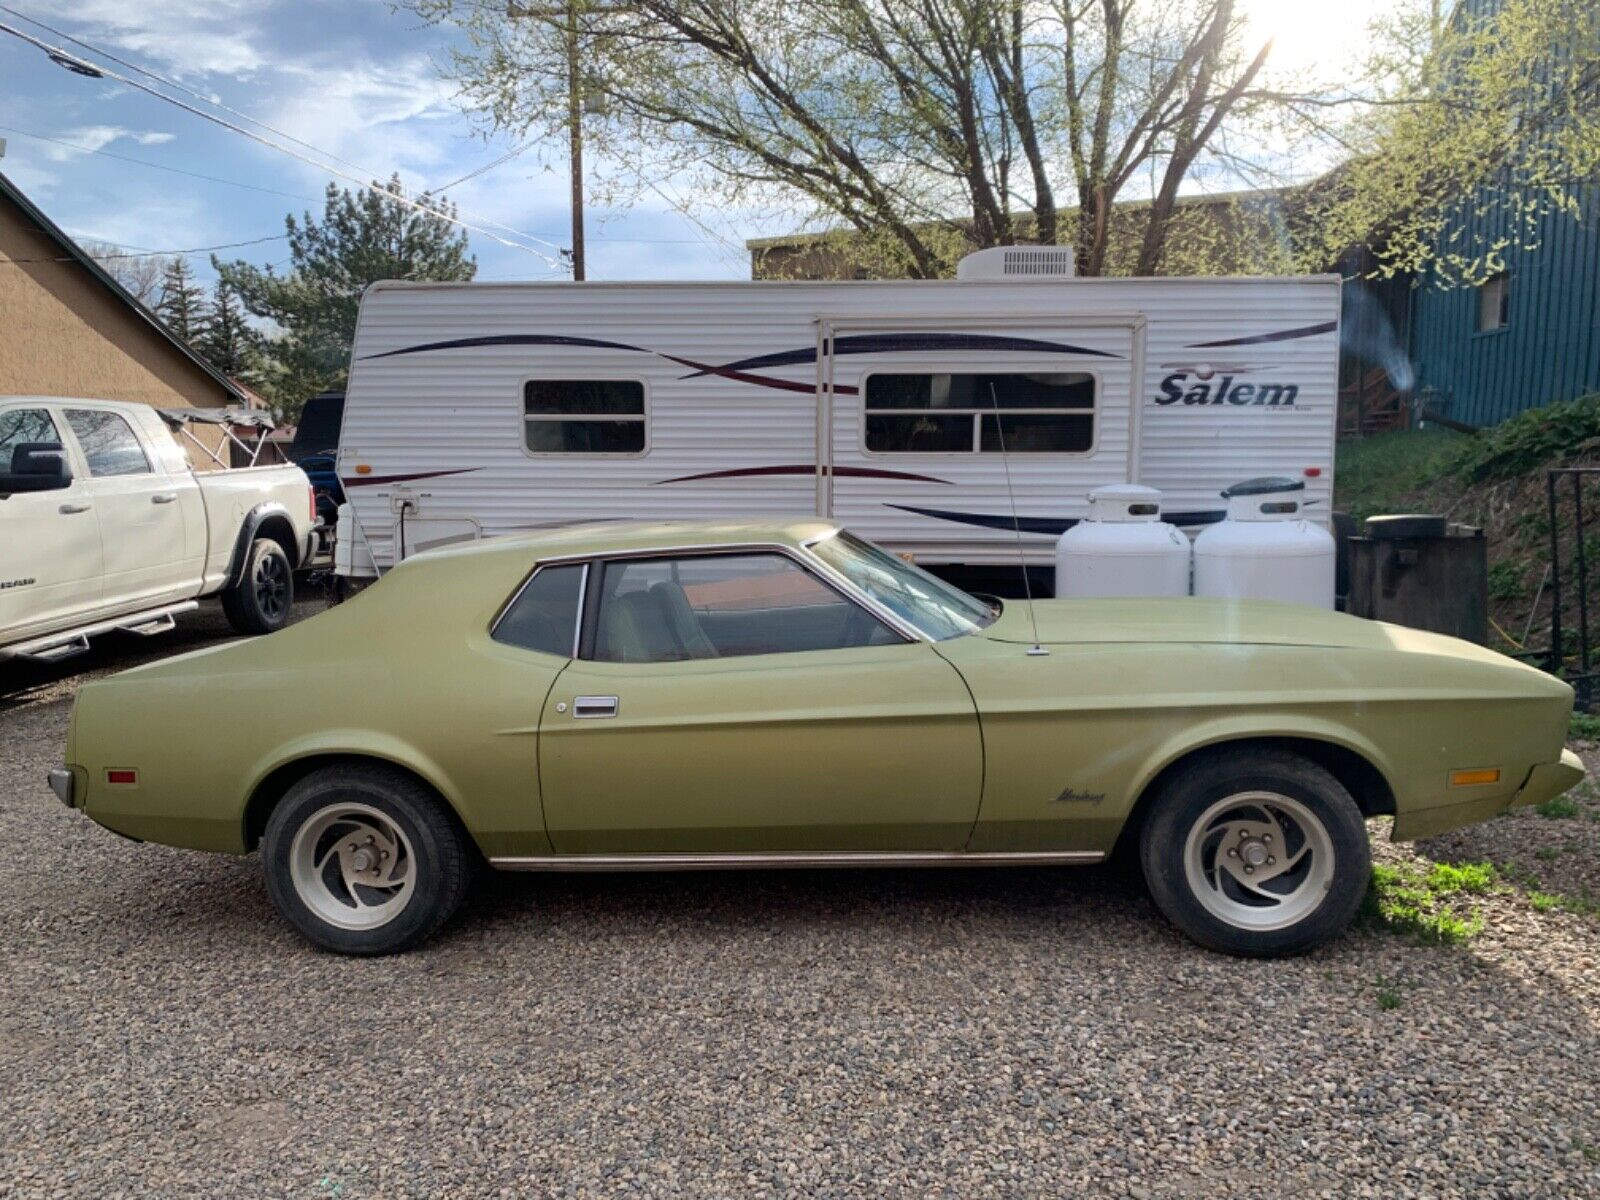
(60, 406, 192, 612)
(0, 404, 103, 639)
(537, 549, 984, 854)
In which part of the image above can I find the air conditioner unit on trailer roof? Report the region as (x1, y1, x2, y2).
(955, 245, 1077, 281)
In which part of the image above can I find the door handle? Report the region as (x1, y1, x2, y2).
(571, 695, 619, 719)
(151, 492, 177, 505)
(58, 502, 92, 515)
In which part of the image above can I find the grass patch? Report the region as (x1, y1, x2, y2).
(1535, 795, 1580, 819)
(1374, 973, 1405, 1011)
(1570, 712, 1600, 742)
(1529, 891, 1562, 912)
(1449, 393, 1600, 483)
(1361, 861, 1496, 944)
(1334, 429, 1465, 522)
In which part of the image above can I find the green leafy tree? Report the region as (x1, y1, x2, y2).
(1295, 0, 1600, 285)
(194, 280, 266, 382)
(217, 176, 476, 420)
(155, 256, 208, 343)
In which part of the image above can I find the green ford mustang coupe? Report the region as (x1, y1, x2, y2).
(52, 520, 1584, 957)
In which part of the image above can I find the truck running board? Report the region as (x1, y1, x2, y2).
(5, 601, 199, 663)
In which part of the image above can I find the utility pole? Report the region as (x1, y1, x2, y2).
(509, 1, 586, 280)
(564, 1, 585, 280)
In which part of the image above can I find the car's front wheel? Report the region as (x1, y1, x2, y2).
(262, 765, 471, 955)
(1139, 748, 1370, 957)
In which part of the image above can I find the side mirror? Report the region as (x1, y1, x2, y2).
(0, 442, 74, 496)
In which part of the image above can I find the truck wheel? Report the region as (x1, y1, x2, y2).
(223, 538, 293, 635)
(262, 765, 471, 956)
(1139, 748, 1370, 957)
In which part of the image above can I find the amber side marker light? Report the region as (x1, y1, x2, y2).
(1450, 768, 1501, 787)
(106, 769, 137, 786)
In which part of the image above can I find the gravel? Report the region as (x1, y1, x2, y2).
(2, 606, 1598, 1198)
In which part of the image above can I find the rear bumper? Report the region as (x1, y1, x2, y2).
(48, 766, 81, 808)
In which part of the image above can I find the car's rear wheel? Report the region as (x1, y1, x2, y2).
(262, 765, 471, 955)
(1139, 748, 1370, 957)
(222, 537, 293, 635)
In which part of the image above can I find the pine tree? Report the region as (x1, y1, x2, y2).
(216, 175, 475, 420)
(156, 257, 208, 343)
(194, 280, 264, 379)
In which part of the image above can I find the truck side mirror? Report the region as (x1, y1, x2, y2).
(0, 442, 74, 497)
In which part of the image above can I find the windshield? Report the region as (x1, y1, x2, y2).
(808, 531, 996, 641)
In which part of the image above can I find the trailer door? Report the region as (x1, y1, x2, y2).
(821, 316, 1143, 563)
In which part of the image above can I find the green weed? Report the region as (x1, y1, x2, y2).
(1361, 861, 1497, 944)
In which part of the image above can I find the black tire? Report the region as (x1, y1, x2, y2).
(1139, 748, 1370, 957)
(222, 538, 294, 635)
(262, 764, 472, 955)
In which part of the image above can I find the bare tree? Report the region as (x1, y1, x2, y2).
(78, 240, 174, 306)
(410, 0, 1288, 276)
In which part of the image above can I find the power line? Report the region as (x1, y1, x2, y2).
(435, 139, 538, 194)
(2, 233, 287, 263)
(0, 3, 376, 180)
(0, 124, 323, 202)
(0, 18, 568, 268)
(0, 7, 570, 258)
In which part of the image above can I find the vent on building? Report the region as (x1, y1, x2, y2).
(955, 245, 1077, 281)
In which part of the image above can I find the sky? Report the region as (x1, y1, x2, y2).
(0, 0, 1389, 287)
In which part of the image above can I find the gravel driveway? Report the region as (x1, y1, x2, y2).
(2, 604, 1597, 1198)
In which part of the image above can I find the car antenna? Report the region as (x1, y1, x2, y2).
(988, 382, 1048, 657)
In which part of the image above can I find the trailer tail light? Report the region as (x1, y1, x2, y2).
(309, 483, 318, 522)
(1303, 467, 1323, 478)
(106, 769, 138, 786)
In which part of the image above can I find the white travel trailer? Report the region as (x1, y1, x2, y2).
(335, 248, 1340, 591)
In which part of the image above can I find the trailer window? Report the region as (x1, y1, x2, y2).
(523, 380, 645, 454)
(864, 372, 1094, 453)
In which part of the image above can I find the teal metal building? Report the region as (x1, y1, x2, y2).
(1406, 184, 1600, 428)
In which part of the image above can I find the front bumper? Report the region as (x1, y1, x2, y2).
(1392, 749, 1587, 840)
(1510, 748, 1587, 809)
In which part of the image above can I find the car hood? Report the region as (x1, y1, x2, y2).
(983, 597, 1480, 655)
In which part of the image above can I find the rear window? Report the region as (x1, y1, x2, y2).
(493, 564, 585, 656)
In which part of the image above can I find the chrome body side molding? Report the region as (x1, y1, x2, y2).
(489, 849, 1105, 872)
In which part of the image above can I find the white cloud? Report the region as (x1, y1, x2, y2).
(21, 0, 273, 78)
(44, 125, 180, 160)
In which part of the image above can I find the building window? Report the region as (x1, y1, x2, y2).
(63, 409, 151, 477)
(523, 380, 645, 454)
(864, 372, 1095, 453)
(1477, 273, 1510, 333)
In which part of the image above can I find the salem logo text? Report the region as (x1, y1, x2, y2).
(1155, 372, 1299, 407)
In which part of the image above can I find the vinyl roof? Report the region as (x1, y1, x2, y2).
(411, 519, 842, 566)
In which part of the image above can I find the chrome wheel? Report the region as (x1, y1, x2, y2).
(254, 550, 290, 621)
(1182, 791, 1335, 932)
(287, 802, 415, 931)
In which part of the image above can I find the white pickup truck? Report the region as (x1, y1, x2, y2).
(0, 396, 318, 662)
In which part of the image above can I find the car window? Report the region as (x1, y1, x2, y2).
(63, 409, 152, 477)
(808, 531, 995, 640)
(0, 408, 62, 463)
(592, 553, 899, 663)
(493, 563, 585, 657)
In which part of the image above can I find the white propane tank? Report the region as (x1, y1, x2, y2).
(1192, 476, 1336, 608)
(1055, 484, 1192, 599)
